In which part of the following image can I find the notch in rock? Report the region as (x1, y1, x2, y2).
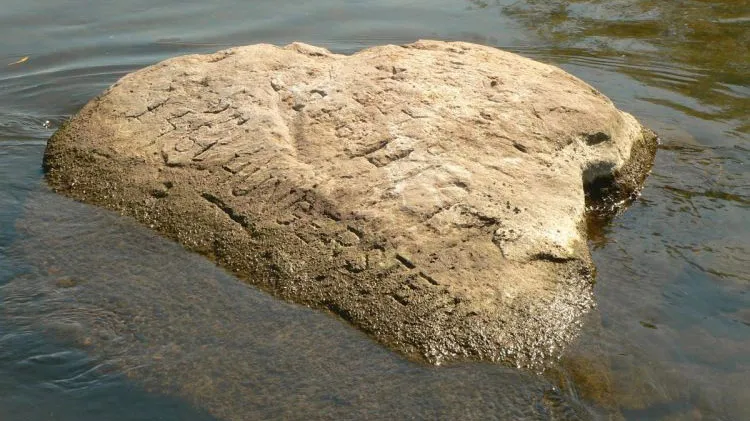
(582, 161, 630, 228)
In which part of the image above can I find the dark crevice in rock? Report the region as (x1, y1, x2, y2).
(583, 129, 659, 231)
(157, 128, 175, 139)
(171, 110, 193, 119)
(293, 233, 310, 245)
(583, 174, 623, 221)
(584, 131, 611, 145)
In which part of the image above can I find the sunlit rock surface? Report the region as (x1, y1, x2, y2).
(44, 40, 657, 368)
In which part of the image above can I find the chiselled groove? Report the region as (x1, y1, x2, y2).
(513, 142, 528, 153)
(346, 225, 364, 239)
(164, 111, 192, 131)
(459, 206, 499, 228)
(366, 148, 413, 168)
(389, 293, 409, 306)
(453, 180, 469, 191)
(419, 271, 440, 285)
(148, 98, 170, 112)
(530, 252, 577, 264)
(190, 121, 213, 131)
(204, 103, 231, 114)
(391, 164, 437, 185)
(222, 159, 252, 174)
(172, 110, 193, 119)
(205, 116, 242, 130)
(293, 233, 309, 244)
(348, 138, 390, 159)
(192, 140, 218, 160)
(323, 301, 355, 323)
(127, 98, 170, 119)
(402, 108, 424, 118)
(531, 106, 542, 120)
(207, 52, 234, 63)
(200, 192, 252, 228)
(395, 253, 416, 269)
(156, 128, 175, 138)
(323, 208, 341, 221)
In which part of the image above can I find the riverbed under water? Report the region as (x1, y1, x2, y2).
(1, 1, 748, 420)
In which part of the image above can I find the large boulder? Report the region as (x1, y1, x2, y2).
(44, 40, 657, 368)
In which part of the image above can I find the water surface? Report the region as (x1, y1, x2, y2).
(1, 1, 748, 420)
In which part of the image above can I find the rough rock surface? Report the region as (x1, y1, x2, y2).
(44, 40, 657, 368)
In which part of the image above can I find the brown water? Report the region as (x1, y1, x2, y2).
(1, 1, 748, 420)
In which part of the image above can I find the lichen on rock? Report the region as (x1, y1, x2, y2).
(44, 40, 657, 368)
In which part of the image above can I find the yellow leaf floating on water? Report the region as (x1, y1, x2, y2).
(8, 56, 29, 66)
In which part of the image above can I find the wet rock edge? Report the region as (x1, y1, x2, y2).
(42, 50, 659, 370)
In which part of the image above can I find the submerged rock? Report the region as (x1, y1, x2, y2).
(44, 40, 657, 368)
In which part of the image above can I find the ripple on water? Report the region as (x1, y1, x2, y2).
(2, 176, 589, 420)
(1, 1, 748, 418)
(554, 115, 750, 420)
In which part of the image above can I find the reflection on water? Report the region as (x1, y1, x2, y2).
(0, 0, 748, 420)
(502, 0, 750, 136)
(561, 133, 750, 419)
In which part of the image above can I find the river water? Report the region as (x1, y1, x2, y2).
(1, 1, 747, 420)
